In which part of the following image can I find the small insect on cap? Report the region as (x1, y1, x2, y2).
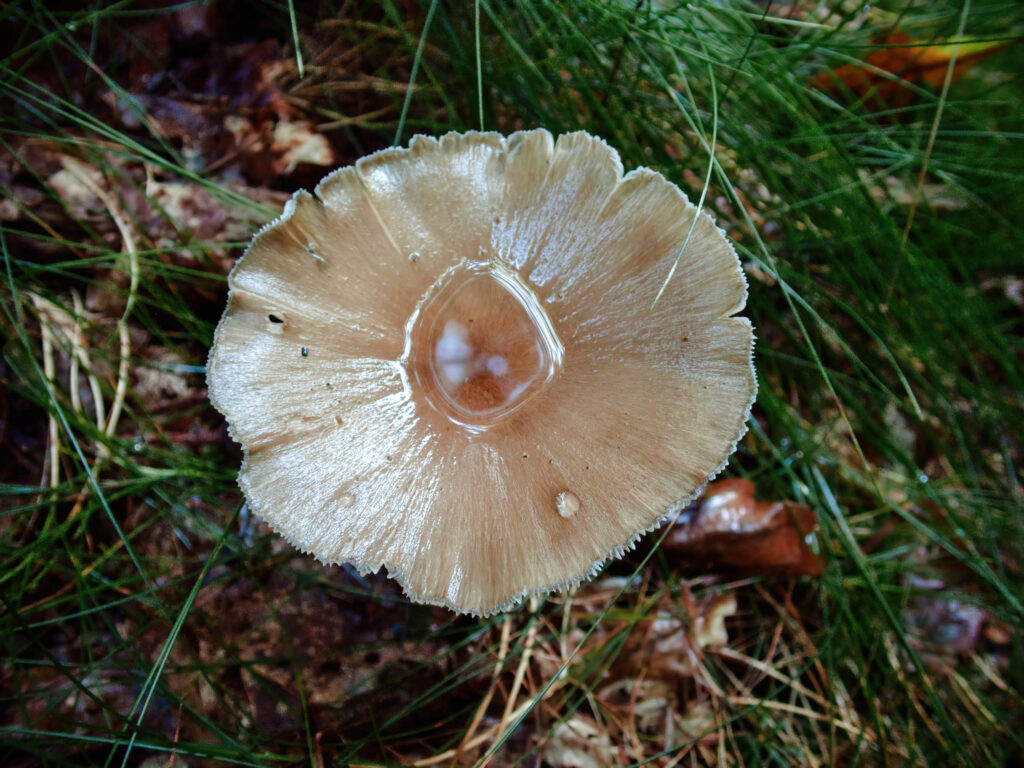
(207, 130, 756, 615)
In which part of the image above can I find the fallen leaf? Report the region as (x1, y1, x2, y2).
(905, 596, 986, 656)
(597, 679, 672, 733)
(134, 347, 194, 403)
(271, 120, 335, 175)
(608, 592, 739, 682)
(811, 31, 1009, 107)
(860, 168, 968, 212)
(146, 177, 228, 241)
(618, 611, 700, 679)
(664, 478, 822, 576)
(48, 156, 107, 220)
(542, 717, 616, 768)
(693, 593, 737, 649)
(676, 701, 717, 740)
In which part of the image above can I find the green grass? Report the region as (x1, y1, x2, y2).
(2, 0, 1023, 765)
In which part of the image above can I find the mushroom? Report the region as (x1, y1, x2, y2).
(208, 130, 756, 615)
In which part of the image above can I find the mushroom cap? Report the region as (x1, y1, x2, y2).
(208, 130, 756, 615)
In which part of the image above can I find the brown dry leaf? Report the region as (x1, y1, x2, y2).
(49, 156, 107, 220)
(694, 593, 737, 649)
(905, 595, 986, 657)
(859, 168, 968, 212)
(542, 716, 617, 768)
(811, 31, 1009, 108)
(597, 678, 673, 733)
(146, 178, 228, 242)
(676, 701, 717, 740)
(134, 346, 194, 403)
(609, 592, 739, 682)
(271, 120, 335, 175)
(664, 478, 823, 576)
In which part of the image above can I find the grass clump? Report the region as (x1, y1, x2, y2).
(2, 0, 1022, 765)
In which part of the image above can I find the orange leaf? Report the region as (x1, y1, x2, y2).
(811, 31, 1009, 107)
(664, 478, 823, 576)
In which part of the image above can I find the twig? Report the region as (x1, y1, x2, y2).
(458, 615, 513, 754)
(60, 157, 139, 442)
(68, 308, 81, 416)
(410, 699, 534, 767)
(715, 647, 829, 709)
(18, 537, 125, 614)
(500, 598, 541, 729)
(39, 309, 60, 489)
(71, 291, 107, 431)
(729, 696, 875, 741)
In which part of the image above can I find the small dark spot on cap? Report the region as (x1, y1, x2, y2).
(268, 314, 284, 324)
(301, 346, 308, 357)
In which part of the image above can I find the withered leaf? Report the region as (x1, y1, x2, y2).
(811, 31, 1008, 108)
(664, 478, 822, 576)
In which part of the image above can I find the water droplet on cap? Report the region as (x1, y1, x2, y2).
(556, 490, 580, 519)
(403, 260, 563, 434)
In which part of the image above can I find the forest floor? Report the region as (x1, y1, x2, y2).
(2, 1, 1023, 766)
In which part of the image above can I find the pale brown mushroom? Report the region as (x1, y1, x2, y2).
(207, 129, 756, 615)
